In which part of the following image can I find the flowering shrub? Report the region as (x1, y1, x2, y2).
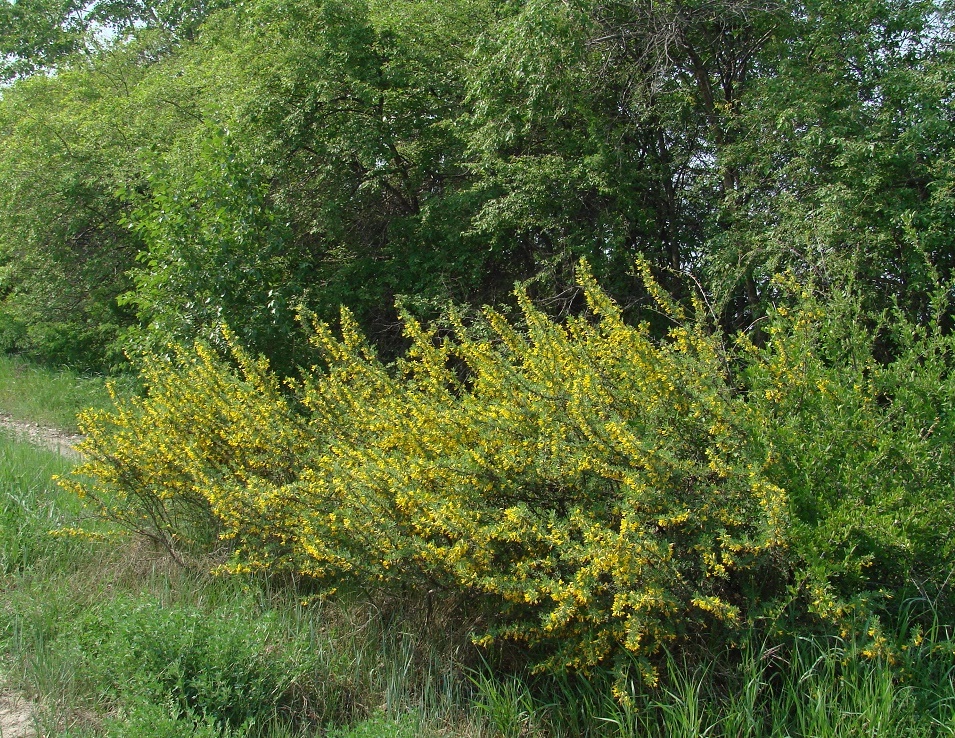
(278, 263, 791, 680)
(68, 263, 955, 680)
(742, 280, 955, 633)
(63, 338, 309, 563)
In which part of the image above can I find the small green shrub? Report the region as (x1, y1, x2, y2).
(100, 698, 231, 738)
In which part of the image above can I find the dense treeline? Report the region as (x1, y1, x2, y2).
(2, 0, 953, 370)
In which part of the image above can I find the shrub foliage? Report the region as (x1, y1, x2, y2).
(68, 264, 955, 681)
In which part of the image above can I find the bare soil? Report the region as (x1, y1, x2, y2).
(0, 413, 84, 459)
(0, 687, 37, 738)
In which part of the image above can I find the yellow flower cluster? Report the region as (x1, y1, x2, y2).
(67, 262, 792, 679)
(62, 330, 310, 563)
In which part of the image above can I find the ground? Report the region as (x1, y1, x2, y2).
(0, 413, 83, 458)
(0, 686, 37, 738)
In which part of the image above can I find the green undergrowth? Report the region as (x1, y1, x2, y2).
(0, 430, 81, 574)
(0, 353, 135, 432)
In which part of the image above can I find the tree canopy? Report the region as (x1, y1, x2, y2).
(0, 0, 952, 369)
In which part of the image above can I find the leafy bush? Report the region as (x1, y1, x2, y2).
(123, 129, 302, 373)
(743, 277, 955, 634)
(64, 339, 308, 562)
(69, 263, 955, 684)
(100, 698, 233, 738)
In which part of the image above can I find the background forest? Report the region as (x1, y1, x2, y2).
(3, 0, 955, 735)
(3, 0, 954, 372)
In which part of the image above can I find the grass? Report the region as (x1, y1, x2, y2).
(0, 353, 135, 432)
(5, 563, 467, 736)
(1, 357, 954, 737)
(0, 430, 80, 574)
(463, 642, 955, 738)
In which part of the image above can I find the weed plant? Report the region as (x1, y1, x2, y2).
(4, 552, 478, 735)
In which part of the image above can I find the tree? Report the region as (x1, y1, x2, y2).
(0, 0, 225, 81)
(709, 0, 955, 329)
(0, 28, 212, 369)
(2, 0, 952, 369)
(0, 53, 143, 368)
(124, 129, 301, 370)
(462, 0, 785, 320)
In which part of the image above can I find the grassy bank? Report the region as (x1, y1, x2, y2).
(0, 428, 476, 737)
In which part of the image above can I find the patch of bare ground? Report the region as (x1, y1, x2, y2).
(0, 414, 83, 459)
(0, 685, 37, 738)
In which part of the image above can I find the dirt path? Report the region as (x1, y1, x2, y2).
(0, 687, 37, 738)
(0, 413, 84, 459)
(1, 414, 82, 736)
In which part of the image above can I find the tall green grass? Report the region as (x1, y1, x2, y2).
(0, 430, 79, 573)
(0, 354, 134, 432)
(466, 636, 955, 738)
